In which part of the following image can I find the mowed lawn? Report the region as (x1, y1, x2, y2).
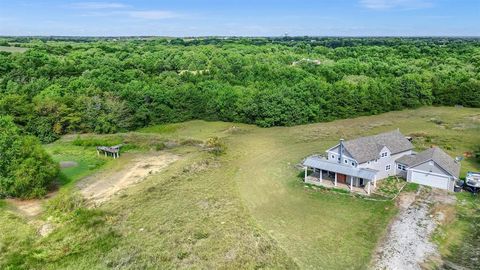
(0, 106, 479, 269)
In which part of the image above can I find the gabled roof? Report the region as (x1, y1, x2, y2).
(340, 130, 414, 164)
(303, 156, 378, 180)
(395, 147, 460, 178)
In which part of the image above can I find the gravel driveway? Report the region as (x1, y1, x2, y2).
(371, 187, 455, 270)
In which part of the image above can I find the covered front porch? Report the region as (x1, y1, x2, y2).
(303, 156, 378, 195)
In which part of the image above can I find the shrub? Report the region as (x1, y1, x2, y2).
(0, 116, 59, 198)
(72, 136, 122, 147)
(205, 137, 226, 156)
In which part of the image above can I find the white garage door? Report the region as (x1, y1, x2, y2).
(410, 171, 450, 190)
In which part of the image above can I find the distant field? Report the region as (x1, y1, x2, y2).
(0, 46, 28, 53)
(0, 106, 479, 269)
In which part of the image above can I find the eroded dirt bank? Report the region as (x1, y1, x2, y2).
(77, 152, 180, 206)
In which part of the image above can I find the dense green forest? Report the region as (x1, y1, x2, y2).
(1, 37, 479, 143)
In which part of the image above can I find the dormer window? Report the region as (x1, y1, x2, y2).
(344, 159, 348, 164)
(331, 155, 334, 159)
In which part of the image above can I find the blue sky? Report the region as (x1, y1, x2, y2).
(0, 0, 479, 36)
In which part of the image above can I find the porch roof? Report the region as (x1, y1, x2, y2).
(303, 155, 378, 180)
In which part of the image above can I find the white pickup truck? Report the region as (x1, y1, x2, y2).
(465, 172, 480, 188)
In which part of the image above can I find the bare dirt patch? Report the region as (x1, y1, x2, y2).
(6, 198, 43, 217)
(371, 187, 456, 270)
(77, 152, 180, 206)
(6, 191, 58, 218)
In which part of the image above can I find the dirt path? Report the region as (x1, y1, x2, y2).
(5, 198, 44, 217)
(371, 187, 455, 270)
(77, 152, 179, 206)
(7, 152, 179, 218)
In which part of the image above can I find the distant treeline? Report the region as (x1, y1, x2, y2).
(0, 37, 479, 143)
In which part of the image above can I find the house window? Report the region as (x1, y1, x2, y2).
(367, 161, 370, 164)
(385, 165, 391, 171)
(381, 152, 388, 158)
(331, 155, 334, 159)
(397, 164, 406, 171)
(338, 157, 340, 161)
(344, 159, 348, 164)
(351, 162, 355, 166)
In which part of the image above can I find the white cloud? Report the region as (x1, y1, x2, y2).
(70, 2, 129, 10)
(360, 0, 433, 10)
(127, 10, 178, 20)
(70, 2, 179, 20)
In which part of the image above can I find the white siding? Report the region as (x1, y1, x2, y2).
(326, 146, 357, 167)
(407, 169, 453, 191)
(358, 149, 413, 180)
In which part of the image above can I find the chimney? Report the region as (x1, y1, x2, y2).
(339, 139, 344, 164)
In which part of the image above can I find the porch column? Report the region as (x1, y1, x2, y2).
(319, 169, 323, 183)
(350, 176, 353, 190)
(334, 173, 337, 186)
(367, 181, 371, 195)
(304, 166, 307, 182)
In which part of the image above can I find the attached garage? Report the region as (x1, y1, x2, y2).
(408, 170, 452, 191)
(396, 147, 460, 192)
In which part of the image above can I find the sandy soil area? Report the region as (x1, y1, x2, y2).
(77, 153, 179, 206)
(5, 198, 44, 217)
(371, 187, 456, 270)
(7, 152, 179, 218)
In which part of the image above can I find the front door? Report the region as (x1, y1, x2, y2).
(337, 173, 347, 184)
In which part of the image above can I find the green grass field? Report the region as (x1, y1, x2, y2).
(0, 106, 479, 269)
(0, 46, 28, 53)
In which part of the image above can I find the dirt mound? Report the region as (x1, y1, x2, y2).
(78, 153, 180, 206)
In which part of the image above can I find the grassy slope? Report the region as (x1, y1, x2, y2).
(0, 106, 479, 269)
(433, 192, 480, 269)
(227, 107, 479, 269)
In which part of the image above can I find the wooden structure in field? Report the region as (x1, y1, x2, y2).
(96, 144, 122, 159)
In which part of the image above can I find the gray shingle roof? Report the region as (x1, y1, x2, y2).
(341, 130, 414, 164)
(395, 147, 460, 178)
(303, 156, 378, 180)
(395, 154, 417, 165)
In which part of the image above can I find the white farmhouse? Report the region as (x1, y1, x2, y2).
(303, 130, 460, 194)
